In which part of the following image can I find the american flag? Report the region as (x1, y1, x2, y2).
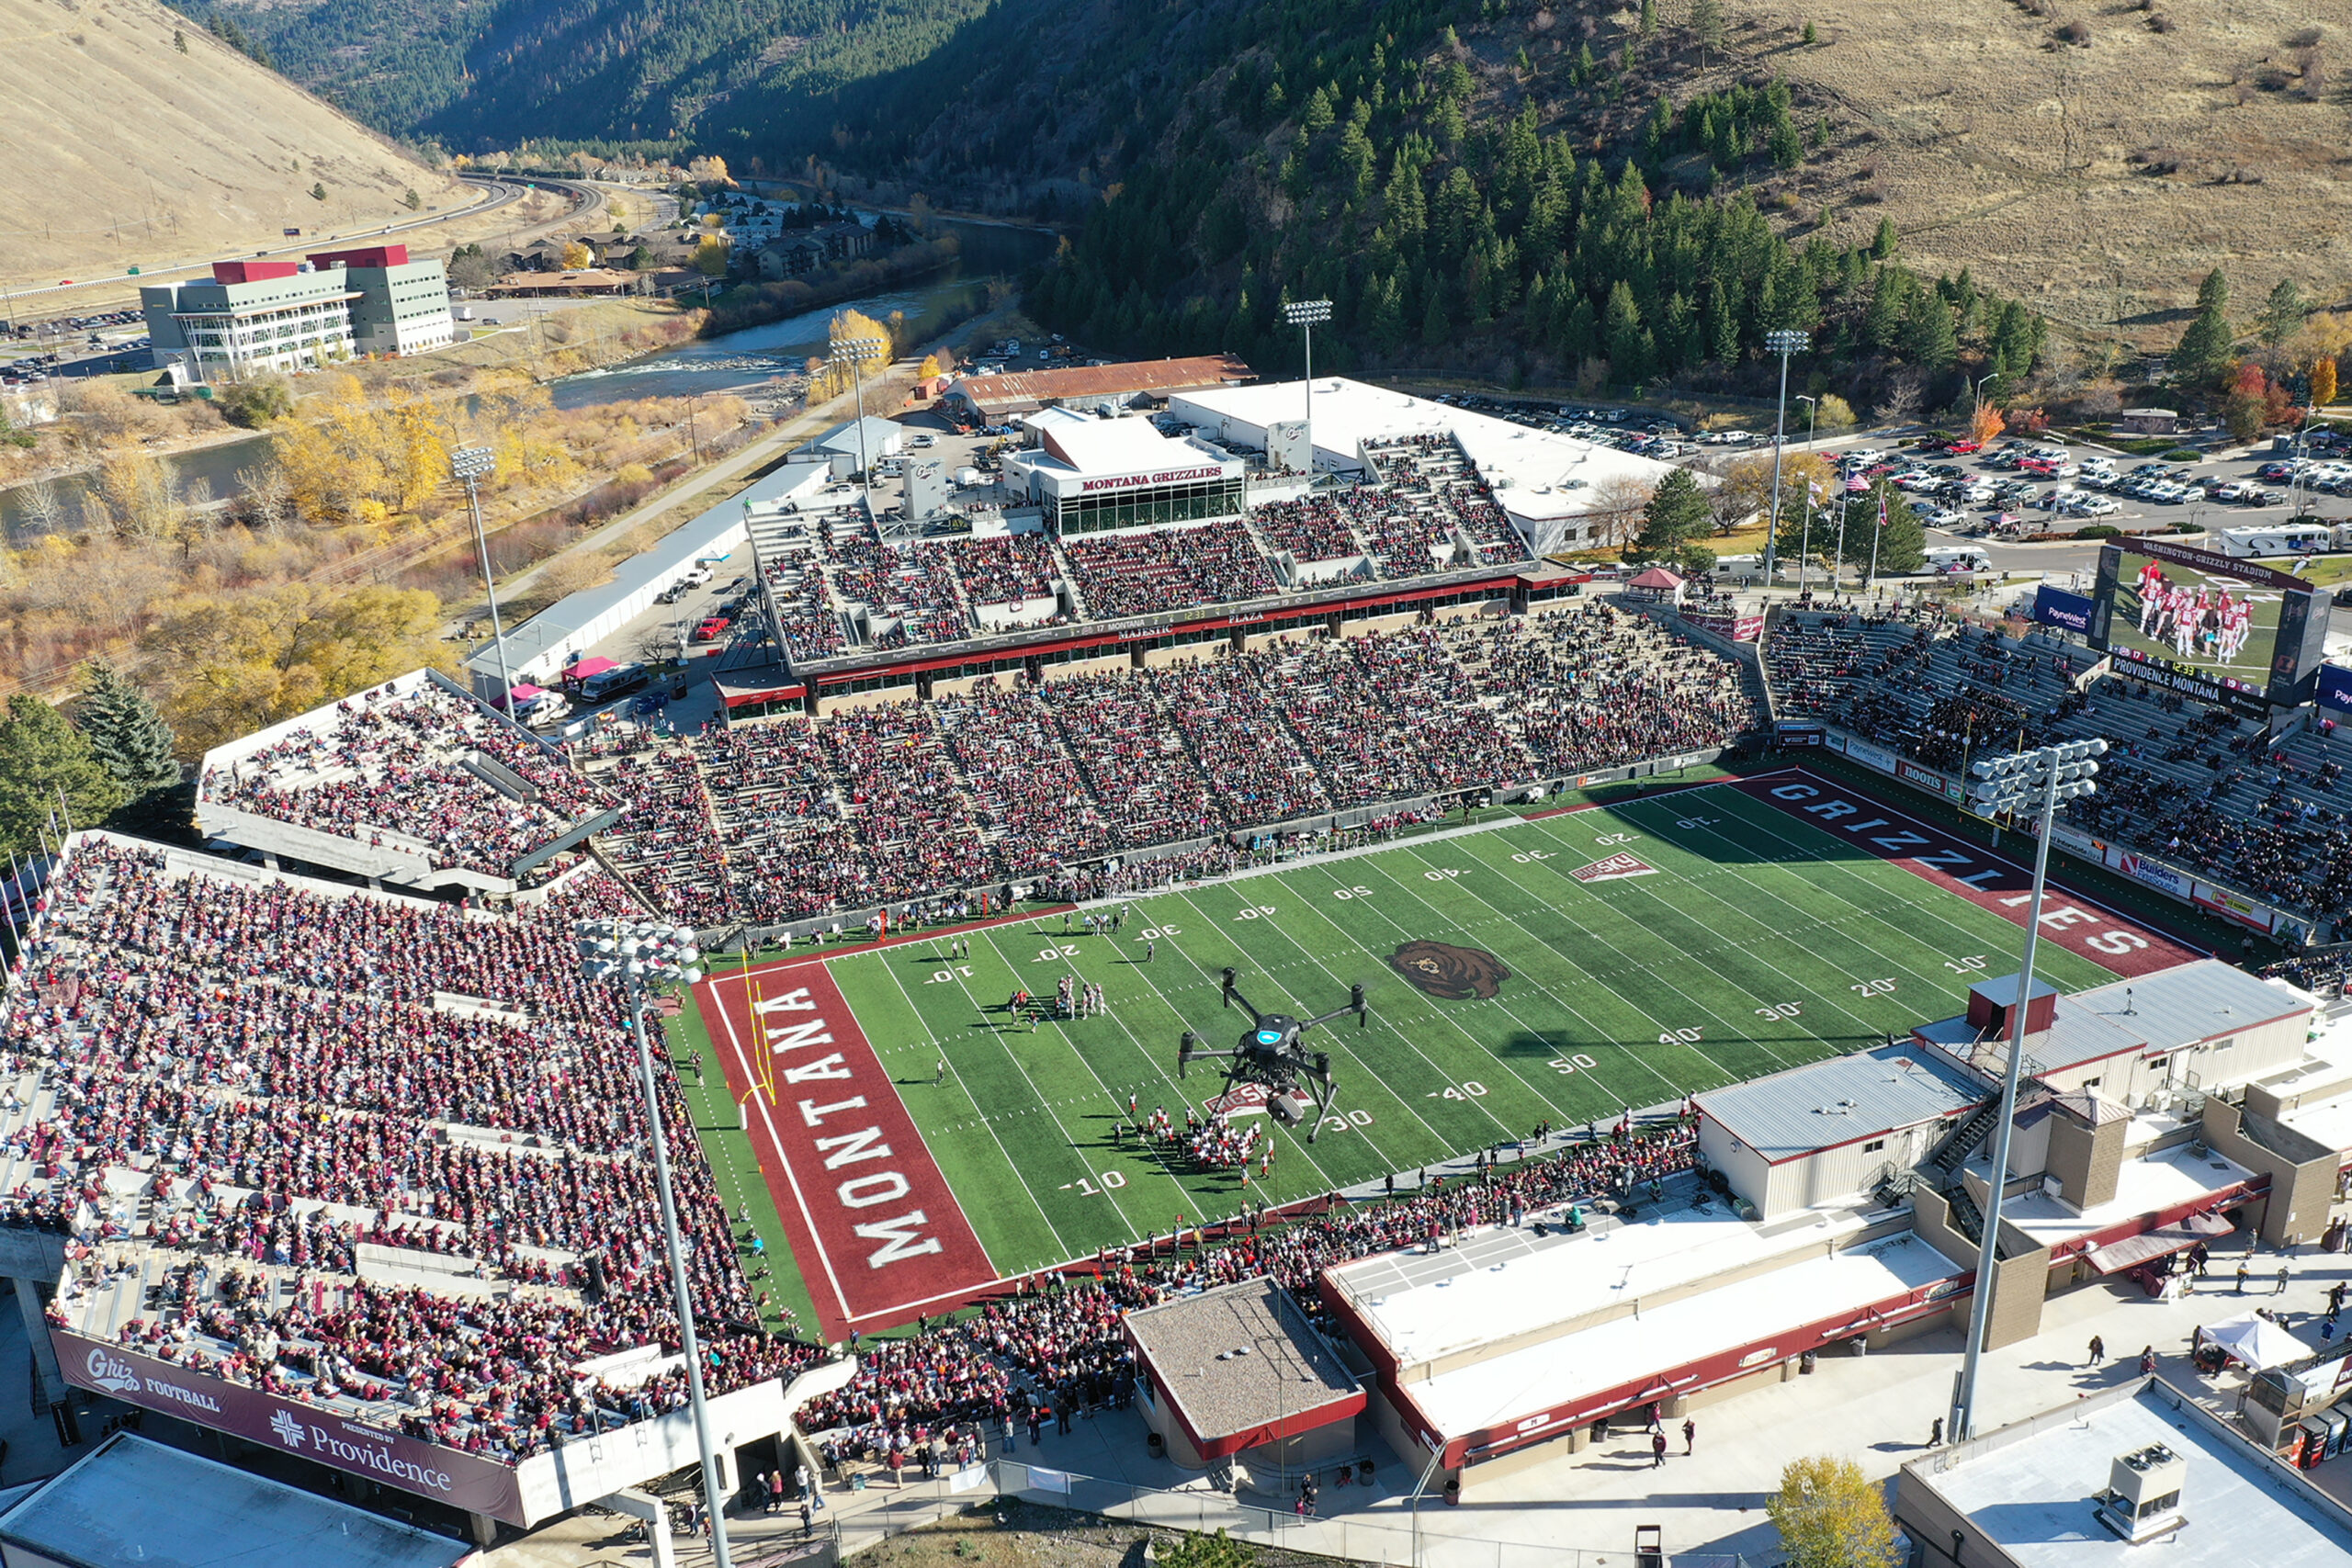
(1846, 474, 1869, 493)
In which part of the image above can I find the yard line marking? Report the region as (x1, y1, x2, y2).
(1340, 848, 1694, 1104)
(867, 947, 1082, 1265)
(1165, 883, 1465, 1150)
(1600, 793, 2016, 1019)
(1070, 913, 1363, 1193)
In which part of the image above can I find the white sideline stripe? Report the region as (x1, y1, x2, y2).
(712, 966, 1013, 1325)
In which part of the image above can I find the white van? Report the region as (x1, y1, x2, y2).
(2216, 525, 2330, 559)
(1923, 546, 1993, 574)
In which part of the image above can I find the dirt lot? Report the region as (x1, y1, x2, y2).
(862, 1501, 1371, 1568)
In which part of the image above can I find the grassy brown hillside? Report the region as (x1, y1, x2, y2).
(0, 0, 472, 290)
(1622, 0, 2352, 337)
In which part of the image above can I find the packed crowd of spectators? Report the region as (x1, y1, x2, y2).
(1060, 519, 1280, 621)
(7, 841, 813, 1464)
(831, 531, 967, 649)
(932, 682, 1114, 874)
(203, 682, 618, 883)
(1459, 605, 1765, 774)
(582, 612, 1759, 929)
(1761, 609, 2352, 932)
(943, 534, 1059, 611)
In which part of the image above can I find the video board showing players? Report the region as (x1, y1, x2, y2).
(2090, 540, 2329, 709)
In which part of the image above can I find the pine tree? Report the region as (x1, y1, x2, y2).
(1630, 468, 1711, 562)
(1420, 289, 1450, 347)
(1904, 296, 1960, 371)
(1604, 281, 1647, 382)
(2257, 278, 2307, 349)
(2171, 271, 2234, 384)
(0, 695, 125, 858)
(76, 660, 181, 804)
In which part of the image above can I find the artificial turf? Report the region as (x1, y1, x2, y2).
(747, 777, 2124, 1292)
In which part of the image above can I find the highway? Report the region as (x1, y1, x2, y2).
(2, 174, 599, 310)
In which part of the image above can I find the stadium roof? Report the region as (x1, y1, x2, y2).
(1900, 1378, 2352, 1568)
(1123, 1277, 1363, 1458)
(1033, 414, 1217, 477)
(946, 355, 1254, 416)
(1169, 378, 1681, 524)
(2067, 962, 2312, 1055)
(0, 1433, 468, 1568)
(1695, 1044, 1988, 1164)
(1403, 1232, 1958, 1442)
(1326, 1197, 1878, 1371)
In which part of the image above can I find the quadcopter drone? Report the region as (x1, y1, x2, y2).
(1176, 966, 1368, 1143)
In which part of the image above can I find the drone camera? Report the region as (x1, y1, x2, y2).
(1220, 967, 1238, 1009)
(1315, 1050, 1330, 1082)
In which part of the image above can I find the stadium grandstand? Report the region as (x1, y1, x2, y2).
(21, 373, 2352, 1556)
(1758, 606, 2352, 943)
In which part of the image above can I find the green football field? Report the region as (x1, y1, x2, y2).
(725, 777, 2122, 1304)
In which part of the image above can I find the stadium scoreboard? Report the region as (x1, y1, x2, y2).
(2089, 538, 2330, 712)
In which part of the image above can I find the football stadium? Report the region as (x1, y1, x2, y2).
(6, 374, 2352, 1558)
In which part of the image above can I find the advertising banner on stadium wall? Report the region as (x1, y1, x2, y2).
(1826, 731, 1900, 774)
(52, 1328, 527, 1522)
(2033, 584, 2097, 635)
(1686, 610, 1767, 643)
(2192, 880, 2278, 933)
(1893, 758, 1966, 803)
(2116, 852, 2191, 900)
(2320, 663, 2352, 716)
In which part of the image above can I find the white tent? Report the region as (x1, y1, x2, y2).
(2199, 1311, 2312, 1371)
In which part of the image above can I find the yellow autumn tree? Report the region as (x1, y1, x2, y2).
(138, 581, 450, 754)
(560, 239, 594, 270)
(1768, 1457, 1899, 1568)
(2313, 355, 2339, 409)
(1971, 402, 2006, 445)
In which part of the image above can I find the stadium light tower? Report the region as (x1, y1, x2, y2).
(1762, 329, 1810, 592)
(1283, 298, 1332, 473)
(1947, 739, 2105, 1445)
(1794, 394, 1819, 593)
(829, 334, 886, 510)
(450, 446, 514, 713)
(574, 919, 735, 1568)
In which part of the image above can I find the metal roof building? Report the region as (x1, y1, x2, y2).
(944, 355, 1255, 422)
(0, 1432, 470, 1568)
(1698, 1045, 1989, 1165)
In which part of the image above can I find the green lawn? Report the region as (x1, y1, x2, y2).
(767, 781, 2120, 1288)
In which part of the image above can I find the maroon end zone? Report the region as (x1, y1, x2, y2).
(696, 962, 998, 1340)
(1730, 771, 2199, 978)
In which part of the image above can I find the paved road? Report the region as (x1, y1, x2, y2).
(5, 175, 536, 307)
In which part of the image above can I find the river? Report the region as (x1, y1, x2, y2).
(0, 215, 1054, 536)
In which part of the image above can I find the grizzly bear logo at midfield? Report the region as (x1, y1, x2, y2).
(1389, 941, 1510, 1000)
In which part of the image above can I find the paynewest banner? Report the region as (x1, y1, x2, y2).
(2033, 584, 2097, 635)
